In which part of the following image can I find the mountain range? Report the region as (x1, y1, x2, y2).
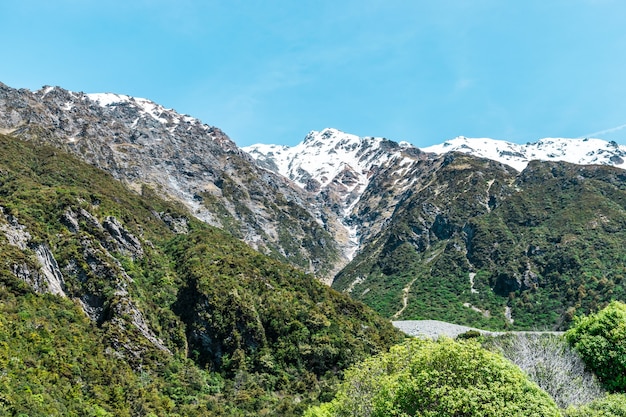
(3, 81, 626, 332)
(0, 85, 401, 415)
(2, 80, 626, 413)
(247, 131, 626, 331)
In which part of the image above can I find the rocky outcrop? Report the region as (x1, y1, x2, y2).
(0, 82, 344, 279)
(1, 204, 169, 357)
(1, 207, 67, 296)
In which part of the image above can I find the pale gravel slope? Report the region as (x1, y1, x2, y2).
(393, 320, 564, 339)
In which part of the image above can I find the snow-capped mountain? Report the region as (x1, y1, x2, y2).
(246, 131, 626, 198)
(85, 92, 203, 130)
(245, 128, 423, 216)
(245, 128, 426, 259)
(5, 80, 626, 333)
(422, 136, 626, 171)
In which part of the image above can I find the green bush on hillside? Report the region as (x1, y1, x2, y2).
(565, 394, 626, 417)
(565, 301, 626, 392)
(304, 337, 561, 417)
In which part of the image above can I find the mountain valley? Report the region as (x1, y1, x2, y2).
(246, 128, 626, 330)
(2, 80, 626, 414)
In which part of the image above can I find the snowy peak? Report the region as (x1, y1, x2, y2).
(84, 92, 203, 132)
(244, 128, 425, 261)
(86, 92, 193, 126)
(33, 86, 205, 135)
(245, 128, 415, 194)
(423, 136, 626, 171)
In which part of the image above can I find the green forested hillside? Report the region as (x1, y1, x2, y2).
(334, 154, 626, 330)
(0, 134, 402, 416)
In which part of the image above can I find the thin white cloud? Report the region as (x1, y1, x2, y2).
(581, 123, 626, 138)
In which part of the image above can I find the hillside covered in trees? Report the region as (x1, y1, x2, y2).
(0, 133, 402, 416)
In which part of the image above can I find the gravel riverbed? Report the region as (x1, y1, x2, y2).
(392, 320, 501, 339)
(392, 320, 564, 339)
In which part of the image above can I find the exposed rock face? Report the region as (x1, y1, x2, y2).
(103, 216, 144, 259)
(245, 128, 429, 259)
(33, 244, 67, 296)
(0, 204, 169, 357)
(1, 206, 66, 296)
(0, 82, 344, 279)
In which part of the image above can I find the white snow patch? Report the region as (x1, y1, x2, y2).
(244, 128, 394, 191)
(87, 92, 132, 107)
(87, 93, 186, 125)
(423, 136, 626, 172)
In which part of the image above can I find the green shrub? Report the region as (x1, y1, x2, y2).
(456, 329, 481, 339)
(565, 394, 626, 416)
(305, 337, 561, 417)
(565, 301, 626, 392)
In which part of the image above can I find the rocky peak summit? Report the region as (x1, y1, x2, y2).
(245, 128, 422, 216)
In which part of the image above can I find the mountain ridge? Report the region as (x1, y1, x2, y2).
(0, 131, 402, 415)
(245, 128, 626, 181)
(0, 82, 351, 280)
(3, 81, 626, 333)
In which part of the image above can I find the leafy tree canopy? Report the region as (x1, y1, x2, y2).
(566, 394, 626, 417)
(305, 337, 561, 417)
(566, 301, 626, 392)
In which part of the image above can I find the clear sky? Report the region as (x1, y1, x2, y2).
(2, 0, 626, 147)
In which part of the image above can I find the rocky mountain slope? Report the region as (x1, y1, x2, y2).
(0, 132, 402, 416)
(245, 130, 626, 248)
(0, 82, 348, 280)
(245, 128, 427, 258)
(247, 129, 626, 331)
(335, 155, 626, 330)
(3, 80, 626, 333)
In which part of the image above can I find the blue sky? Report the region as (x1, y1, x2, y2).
(2, 0, 626, 147)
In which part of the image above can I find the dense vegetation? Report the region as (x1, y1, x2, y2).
(565, 301, 626, 393)
(565, 394, 626, 417)
(0, 134, 402, 415)
(305, 311, 626, 417)
(335, 155, 626, 331)
(3, 130, 626, 415)
(305, 337, 562, 417)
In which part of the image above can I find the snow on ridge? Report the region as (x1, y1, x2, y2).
(423, 136, 626, 171)
(87, 93, 169, 123)
(87, 92, 133, 107)
(86, 93, 201, 126)
(244, 128, 396, 191)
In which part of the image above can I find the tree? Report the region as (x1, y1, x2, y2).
(305, 337, 561, 417)
(565, 301, 626, 392)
